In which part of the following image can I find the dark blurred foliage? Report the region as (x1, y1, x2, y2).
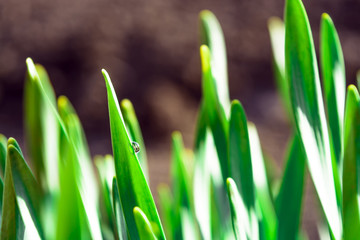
(0, 1, 359, 238)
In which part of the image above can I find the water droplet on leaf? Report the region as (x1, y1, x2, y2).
(131, 141, 140, 153)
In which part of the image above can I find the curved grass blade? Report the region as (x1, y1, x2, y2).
(112, 177, 128, 240)
(0, 135, 7, 179)
(268, 17, 291, 116)
(133, 207, 157, 240)
(120, 99, 149, 181)
(226, 178, 258, 240)
(199, 10, 230, 113)
(24, 63, 59, 193)
(284, 0, 341, 238)
(320, 13, 346, 175)
(275, 134, 306, 240)
(342, 85, 360, 239)
(200, 45, 229, 183)
(248, 124, 276, 239)
(229, 100, 255, 214)
(6, 138, 43, 239)
(102, 69, 165, 240)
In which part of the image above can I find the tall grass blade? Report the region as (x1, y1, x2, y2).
(120, 99, 149, 181)
(320, 13, 346, 175)
(199, 10, 230, 113)
(24, 63, 59, 194)
(275, 134, 306, 240)
(284, 0, 341, 237)
(342, 85, 360, 239)
(200, 44, 229, 183)
(158, 184, 174, 240)
(229, 100, 255, 214)
(102, 69, 165, 240)
(248, 124, 276, 239)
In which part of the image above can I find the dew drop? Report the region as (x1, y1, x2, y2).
(131, 141, 140, 153)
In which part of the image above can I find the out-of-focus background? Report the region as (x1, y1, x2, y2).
(0, 0, 359, 238)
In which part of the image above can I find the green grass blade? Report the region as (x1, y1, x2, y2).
(320, 13, 346, 175)
(158, 184, 174, 240)
(1, 145, 25, 239)
(200, 44, 229, 183)
(95, 155, 116, 233)
(180, 208, 198, 240)
(275, 134, 306, 240)
(6, 138, 43, 238)
(229, 100, 255, 213)
(226, 178, 258, 240)
(102, 69, 165, 240)
(133, 207, 157, 240)
(342, 85, 360, 239)
(120, 99, 149, 181)
(24, 62, 59, 193)
(199, 10, 230, 113)
(268, 17, 291, 116)
(0, 135, 7, 179)
(112, 177, 128, 240)
(26, 58, 100, 239)
(248, 124, 276, 239)
(357, 71, 360, 90)
(284, 0, 341, 238)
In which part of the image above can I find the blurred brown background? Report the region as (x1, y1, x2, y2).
(0, 0, 359, 238)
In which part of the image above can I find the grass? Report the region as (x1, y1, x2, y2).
(0, 0, 359, 239)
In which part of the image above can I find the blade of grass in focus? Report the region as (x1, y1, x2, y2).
(320, 13, 346, 176)
(284, 0, 341, 238)
(275, 134, 306, 240)
(102, 69, 165, 240)
(342, 85, 360, 239)
(199, 10, 230, 113)
(24, 64, 59, 194)
(120, 99, 149, 181)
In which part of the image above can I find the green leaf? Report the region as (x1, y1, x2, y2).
(357, 70, 360, 91)
(342, 85, 360, 239)
(275, 134, 306, 240)
(284, 0, 341, 238)
(102, 69, 165, 240)
(6, 138, 43, 239)
(268, 17, 291, 116)
(0, 135, 7, 179)
(95, 155, 116, 233)
(320, 13, 346, 174)
(1, 145, 25, 240)
(248, 124, 276, 239)
(200, 44, 229, 183)
(120, 99, 149, 181)
(133, 207, 157, 240)
(158, 184, 174, 240)
(26, 58, 100, 239)
(199, 10, 230, 113)
(112, 177, 128, 240)
(229, 100, 255, 213)
(24, 62, 59, 193)
(226, 178, 258, 240)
